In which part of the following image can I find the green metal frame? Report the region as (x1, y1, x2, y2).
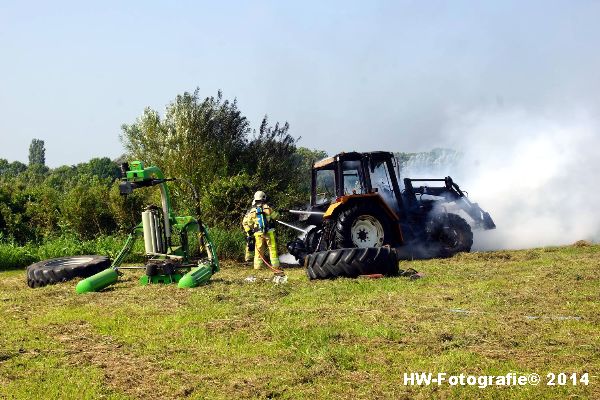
(76, 161, 218, 294)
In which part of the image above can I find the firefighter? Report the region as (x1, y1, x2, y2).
(242, 191, 280, 270)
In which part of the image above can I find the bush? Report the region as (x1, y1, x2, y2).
(59, 176, 117, 239)
(0, 180, 34, 243)
(0, 226, 297, 270)
(0, 235, 146, 271)
(0, 231, 249, 270)
(32, 235, 143, 262)
(0, 242, 36, 270)
(25, 185, 61, 239)
(0, 89, 329, 253)
(108, 182, 151, 232)
(208, 227, 246, 261)
(200, 173, 255, 229)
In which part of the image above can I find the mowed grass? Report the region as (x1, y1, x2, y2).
(0, 244, 598, 399)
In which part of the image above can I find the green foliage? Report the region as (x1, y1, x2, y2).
(21, 163, 49, 184)
(121, 89, 251, 214)
(78, 157, 121, 180)
(59, 176, 117, 239)
(0, 234, 146, 270)
(0, 230, 242, 270)
(43, 158, 121, 192)
(108, 182, 150, 232)
(28, 139, 46, 166)
(0, 159, 27, 176)
(24, 185, 61, 239)
(32, 234, 145, 262)
(0, 241, 36, 270)
(0, 89, 329, 261)
(295, 147, 328, 194)
(243, 116, 308, 210)
(0, 181, 33, 243)
(200, 172, 255, 229)
(120, 89, 305, 227)
(394, 148, 461, 176)
(43, 165, 80, 191)
(208, 227, 246, 261)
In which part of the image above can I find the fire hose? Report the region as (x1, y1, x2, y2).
(257, 247, 284, 275)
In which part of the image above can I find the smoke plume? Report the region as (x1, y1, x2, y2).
(440, 107, 600, 250)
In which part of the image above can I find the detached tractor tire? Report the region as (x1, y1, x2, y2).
(334, 203, 394, 249)
(429, 213, 473, 257)
(305, 247, 398, 280)
(26, 255, 111, 288)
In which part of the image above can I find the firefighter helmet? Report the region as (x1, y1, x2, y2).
(253, 191, 267, 205)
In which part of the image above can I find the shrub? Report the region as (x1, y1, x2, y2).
(108, 182, 151, 232)
(0, 235, 146, 271)
(25, 185, 61, 239)
(59, 176, 117, 239)
(200, 173, 255, 229)
(208, 227, 246, 261)
(0, 242, 36, 270)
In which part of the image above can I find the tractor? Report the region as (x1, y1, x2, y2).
(286, 151, 495, 274)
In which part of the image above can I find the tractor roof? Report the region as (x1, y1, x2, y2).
(313, 151, 395, 169)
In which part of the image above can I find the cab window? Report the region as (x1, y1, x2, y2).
(370, 160, 394, 196)
(315, 168, 335, 205)
(370, 159, 400, 213)
(342, 161, 364, 195)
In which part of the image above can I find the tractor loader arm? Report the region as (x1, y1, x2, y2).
(404, 177, 496, 230)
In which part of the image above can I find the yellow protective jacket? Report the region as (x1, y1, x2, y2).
(242, 203, 279, 235)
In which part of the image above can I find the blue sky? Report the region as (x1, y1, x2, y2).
(1, 0, 599, 166)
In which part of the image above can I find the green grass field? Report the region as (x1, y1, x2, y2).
(0, 244, 598, 399)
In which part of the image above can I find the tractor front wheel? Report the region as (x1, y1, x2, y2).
(428, 213, 473, 257)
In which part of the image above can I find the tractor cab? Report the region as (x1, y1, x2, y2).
(311, 151, 405, 218)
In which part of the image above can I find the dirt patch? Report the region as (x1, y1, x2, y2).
(47, 321, 195, 399)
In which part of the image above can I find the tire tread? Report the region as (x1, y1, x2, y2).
(305, 247, 398, 280)
(26, 255, 111, 288)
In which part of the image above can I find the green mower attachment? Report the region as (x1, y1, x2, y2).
(76, 161, 219, 294)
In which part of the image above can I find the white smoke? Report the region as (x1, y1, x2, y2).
(440, 106, 600, 250)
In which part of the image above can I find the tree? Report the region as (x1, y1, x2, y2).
(59, 176, 117, 239)
(0, 159, 27, 177)
(121, 88, 308, 228)
(78, 157, 121, 181)
(243, 116, 301, 208)
(121, 89, 252, 214)
(394, 148, 461, 177)
(0, 181, 34, 242)
(294, 147, 328, 194)
(28, 139, 46, 167)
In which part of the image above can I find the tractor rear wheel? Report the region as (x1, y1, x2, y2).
(305, 247, 398, 280)
(26, 255, 110, 288)
(428, 213, 473, 257)
(334, 203, 393, 249)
